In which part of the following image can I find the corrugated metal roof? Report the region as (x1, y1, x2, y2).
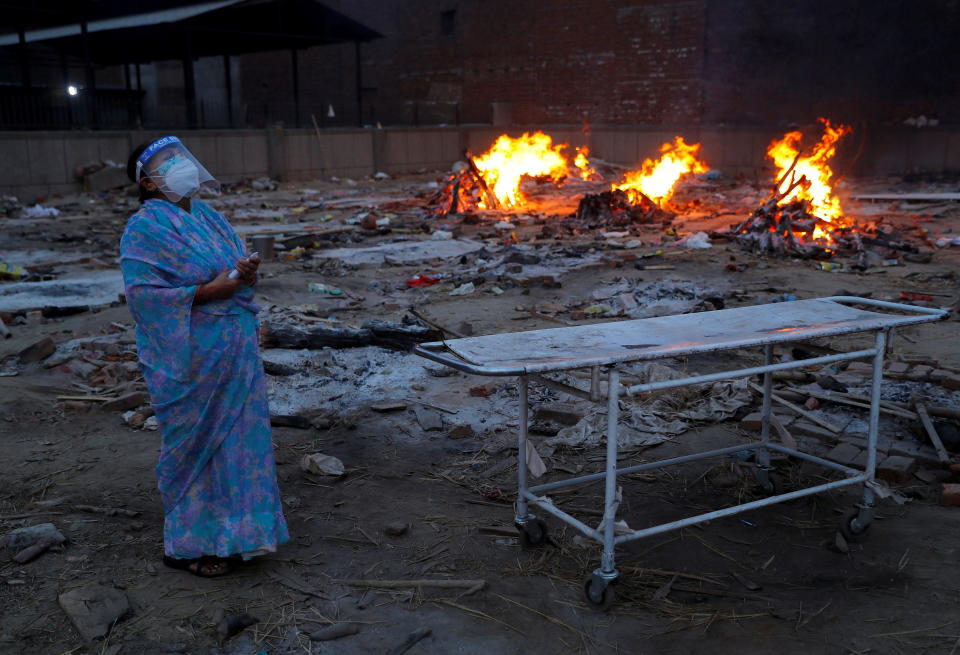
(0, 0, 242, 46)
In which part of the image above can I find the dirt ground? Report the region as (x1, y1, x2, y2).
(2, 172, 960, 654)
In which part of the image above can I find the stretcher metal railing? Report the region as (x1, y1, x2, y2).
(414, 297, 948, 608)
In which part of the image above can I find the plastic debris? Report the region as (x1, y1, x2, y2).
(0, 263, 28, 280)
(406, 274, 439, 288)
(584, 304, 613, 315)
(449, 282, 476, 296)
(22, 204, 60, 218)
(301, 453, 345, 476)
(675, 232, 712, 248)
(308, 282, 344, 295)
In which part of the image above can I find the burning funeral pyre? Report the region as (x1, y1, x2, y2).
(732, 119, 859, 256)
(421, 120, 932, 267)
(428, 131, 709, 229)
(576, 137, 709, 224)
(428, 131, 588, 215)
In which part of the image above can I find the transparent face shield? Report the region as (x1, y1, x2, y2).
(136, 136, 220, 202)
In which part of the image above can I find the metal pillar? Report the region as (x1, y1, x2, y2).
(60, 51, 73, 126)
(600, 368, 620, 576)
(223, 54, 234, 127)
(81, 19, 97, 127)
(17, 26, 31, 88)
(354, 40, 363, 127)
(515, 376, 531, 526)
(861, 330, 887, 514)
(124, 63, 135, 127)
(135, 63, 143, 127)
(757, 343, 774, 486)
(183, 33, 197, 128)
(291, 48, 300, 127)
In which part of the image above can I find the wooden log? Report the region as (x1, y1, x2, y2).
(240, 225, 356, 238)
(262, 320, 440, 351)
(464, 153, 500, 210)
(772, 150, 802, 197)
(408, 308, 465, 339)
(447, 176, 462, 215)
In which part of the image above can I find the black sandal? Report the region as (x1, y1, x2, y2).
(162, 555, 239, 578)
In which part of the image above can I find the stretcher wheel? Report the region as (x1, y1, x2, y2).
(759, 472, 785, 496)
(839, 508, 872, 543)
(583, 574, 616, 611)
(517, 519, 548, 548)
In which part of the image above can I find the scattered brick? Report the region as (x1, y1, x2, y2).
(887, 439, 943, 467)
(877, 455, 918, 484)
(469, 384, 498, 397)
(885, 362, 909, 378)
(900, 355, 938, 367)
(447, 424, 475, 439)
(100, 391, 150, 412)
(942, 374, 960, 391)
(907, 365, 933, 382)
(929, 369, 951, 384)
(849, 449, 870, 470)
(824, 443, 863, 467)
(789, 421, 837, 443)
(845, 362, 874, 376)
(941, 483, 960, 507)
(18, 337, 55, 364)
(534, 403, 583, 426)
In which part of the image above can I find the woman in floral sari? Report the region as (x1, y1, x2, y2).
(121, 136, 288, 577)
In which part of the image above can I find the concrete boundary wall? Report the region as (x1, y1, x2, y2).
(2, 125, 959, 201)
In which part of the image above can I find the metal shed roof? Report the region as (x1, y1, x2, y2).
(0, 0, 382, 63)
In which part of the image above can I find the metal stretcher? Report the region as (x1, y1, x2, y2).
(414, 297, 947, 608)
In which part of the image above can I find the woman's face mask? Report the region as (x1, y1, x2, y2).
(156, 154, 200, 199)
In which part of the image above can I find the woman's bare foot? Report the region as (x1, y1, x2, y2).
(162, 555, 238, 578)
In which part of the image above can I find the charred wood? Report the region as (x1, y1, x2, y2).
(262, 320, 441, 351)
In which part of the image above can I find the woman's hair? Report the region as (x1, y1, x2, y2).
(126, 142, 155, 203)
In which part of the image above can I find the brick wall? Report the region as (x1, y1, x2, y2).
(360, 0, 707, 126)
(243, 0, 960, 129)
(239, 0, 707, 127)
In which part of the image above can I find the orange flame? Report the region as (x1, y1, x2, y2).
(768, 118, 851, 234)
(472, 132, 570, 208)
(573, 146, 596, 181)
(612, 137, 708, 204)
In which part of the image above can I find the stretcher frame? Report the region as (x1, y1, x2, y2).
(414, 297, 947, 607)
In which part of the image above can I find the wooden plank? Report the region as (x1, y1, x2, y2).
(785, 386, 918, 420)
(851, 193, 960, 201)
(750, 383, 842, 434)
(769, 414, 798, 449)
(238, 225, 356, 237)
(913, 397, 950, 464)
